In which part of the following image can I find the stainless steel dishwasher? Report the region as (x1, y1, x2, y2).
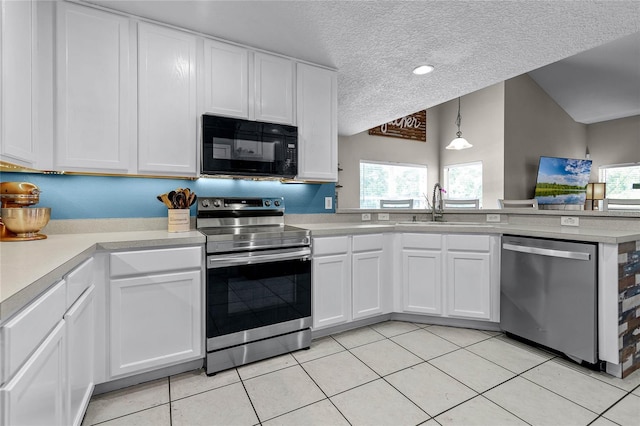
(500, 235, 598, 364)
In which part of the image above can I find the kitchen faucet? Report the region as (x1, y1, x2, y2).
(432, 183, 444, 221)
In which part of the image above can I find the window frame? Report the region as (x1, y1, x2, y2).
(442, 161, 483, 207)
(359, 159, 429, 209)
(598, 162, 640, 199)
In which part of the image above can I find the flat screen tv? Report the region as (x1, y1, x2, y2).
(534, 156, 592, 205)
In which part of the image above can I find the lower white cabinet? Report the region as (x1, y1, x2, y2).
(65, 285, 95, 426)
(312, 234, 391, 330)
(0, 321, 66, 426)
(352, 234, 391, 320)
(110, 270, 202, 377)
(400, 233, 443, 315)
(400, 233, 500, 322)
(312, 236, 351, 329)
(446, 234, 499, 321)
(108, 246, 203, 378)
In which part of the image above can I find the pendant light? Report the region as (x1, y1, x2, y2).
(446, 97, 472, 150)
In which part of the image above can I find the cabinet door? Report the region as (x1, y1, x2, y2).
(296, 63, 337, 181)
(138, 23, 197, 175)
(65, 286, 95, 426)
(0, 0, 36, 166)
(401, 249, 442, 315)
(55, 2, 131, 172)
(446, 251, 491, 319)
(203, 40, 249, 119)
(312, 254, 351, 329)
(254, 53, 294, 124)
(0, 321, 66, 426)
(352, 251, 384, 320)
(109, 270, 202, 377)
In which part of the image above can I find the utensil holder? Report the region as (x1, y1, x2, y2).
(168, 209, 190, 232)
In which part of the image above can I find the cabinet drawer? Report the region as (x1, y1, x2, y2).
(313, 236, 350, 256)
(66, 257, 93, 310)
(352, 234, 384, 252)
(110, 246, 202, 278)
(0, 280, 66, 384)
(447, 234, 490, 252)
(402, 233, 442, 250)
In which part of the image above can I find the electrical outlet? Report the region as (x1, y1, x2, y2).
(361, 213, 371, 221)
(486, 214, 501, 223)
(324, 197, 333, 209)
(561, 216, 579, 227)
(378, 213, 390, 221)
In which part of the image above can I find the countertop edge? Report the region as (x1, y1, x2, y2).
(0, 231, 205, 323)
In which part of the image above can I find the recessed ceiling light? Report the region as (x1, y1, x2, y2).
(412, 65, 434, 75)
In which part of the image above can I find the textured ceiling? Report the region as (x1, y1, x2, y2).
(529, 31, 640, 124)
(85, 0, 640, 135)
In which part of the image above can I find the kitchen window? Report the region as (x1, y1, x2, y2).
(599, 163, 640, 199)
(359, 160, 428, 209)
(443, 161, 483, 207)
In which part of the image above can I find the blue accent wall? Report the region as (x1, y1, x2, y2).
(0, 173, 335, 219)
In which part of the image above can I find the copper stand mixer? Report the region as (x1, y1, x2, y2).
(0, 182, 51, 241)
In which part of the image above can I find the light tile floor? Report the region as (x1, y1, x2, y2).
(82, 321, 640, 426)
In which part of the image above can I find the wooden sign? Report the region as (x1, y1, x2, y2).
(368, 110, 426, 142)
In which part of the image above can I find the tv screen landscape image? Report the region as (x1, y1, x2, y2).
(534, 156, 593, 205)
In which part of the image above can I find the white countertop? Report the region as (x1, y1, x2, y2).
(0, 230, 205, 322)
(2, 221, 638, 323)
(301, 221, 640, 244)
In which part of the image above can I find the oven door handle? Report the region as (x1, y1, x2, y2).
(207, 247, 311, 268)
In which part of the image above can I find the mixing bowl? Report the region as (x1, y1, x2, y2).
(1, 207, 51, 237)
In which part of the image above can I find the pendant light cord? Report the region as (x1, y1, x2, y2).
(455, 97, 463, 138)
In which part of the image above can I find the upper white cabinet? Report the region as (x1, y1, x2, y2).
(253, 53, 294, 124)
(0, 0, 37, 167)
(203, 40, 250, 119)
(137, 23, 197, 175)
(296, 63, 338, 181)
(203, 40, 294, 125)
(55, 2, 132, 172)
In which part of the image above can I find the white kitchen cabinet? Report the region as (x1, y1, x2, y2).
(0, 321, 66, 426)
(296, 63, 338, 181)
(400, 233, 443, 315)
(0, 0, 37, 167)
(203, 39, 250, 119)
(138, 22, 197, 175)
(445, 235, 499, 321)
(253, 53, 294, 124)
(312, 236, 352, 329)
(399, 233, 499, 322)
(109, 246, 203, 378)
(55, 1, 132, 173)
(65, 285, 95, 426)
(203, 40, 294, 124)
(352, 234, 390, 320)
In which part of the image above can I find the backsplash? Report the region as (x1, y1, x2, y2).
(0, 173, 335, 219)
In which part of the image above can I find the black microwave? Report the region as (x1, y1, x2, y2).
(202, 115, 298, 178)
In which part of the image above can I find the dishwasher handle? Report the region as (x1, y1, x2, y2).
(502, 243, 591, 261)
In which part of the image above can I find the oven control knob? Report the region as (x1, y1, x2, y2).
(212, 199, 221, 208)
(264, 200, 271, 207)
(274, 200, 281, 207)
(201, 199, 210, 208)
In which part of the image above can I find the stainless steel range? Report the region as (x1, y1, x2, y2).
(197, 197, 312, 375)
